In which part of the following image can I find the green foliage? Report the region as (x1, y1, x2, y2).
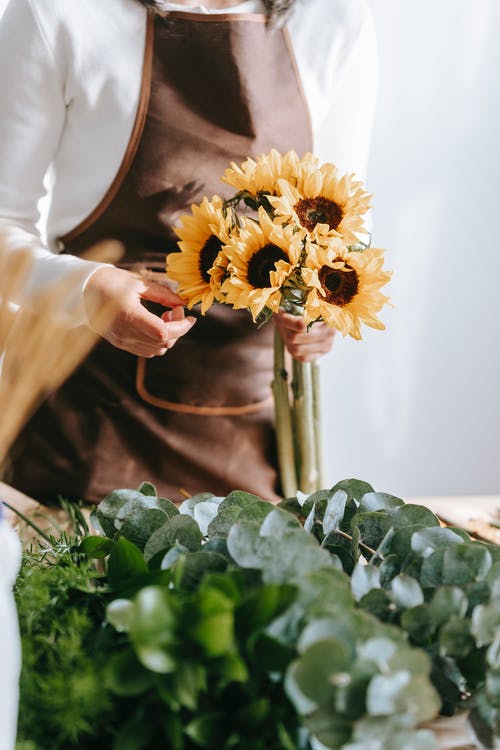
(15, 479, 500, 749)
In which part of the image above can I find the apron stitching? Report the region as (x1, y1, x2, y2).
(136, 356, 273, 415)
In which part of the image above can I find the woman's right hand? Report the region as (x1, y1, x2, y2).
(83, 266, 196, 357)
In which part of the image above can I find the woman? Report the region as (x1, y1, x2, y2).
(0, 0, 377, 503)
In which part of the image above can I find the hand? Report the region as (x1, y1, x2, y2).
(83, 266, 196, 357)
(274, 309, 336, 363)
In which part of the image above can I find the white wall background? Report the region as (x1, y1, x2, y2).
(1, 0, 498, 496)
(322, 0, 500, 496)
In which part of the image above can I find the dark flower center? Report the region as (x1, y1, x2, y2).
(318, 261, 359, 306)
(247, 244, 288, 288)
(295, 197, 343, 232)
(199, 235, 223, 283)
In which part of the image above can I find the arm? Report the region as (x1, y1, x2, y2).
(0, 0, 195, 353)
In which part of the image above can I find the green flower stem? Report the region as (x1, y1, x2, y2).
(312, 361, 325, 489)
(292, 358, 319, 494)
(272, 329, 298, 499)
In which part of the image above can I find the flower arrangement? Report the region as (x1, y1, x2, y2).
(166, 151, 391, 497)
(13, 479, 500, 750)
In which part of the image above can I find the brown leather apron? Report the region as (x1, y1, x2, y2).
(9, 10, 312, 504)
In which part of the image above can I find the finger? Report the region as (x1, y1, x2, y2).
(275, 311, 307, 332)
(161, 306, 187, 323)
(139, 279, 186, 307)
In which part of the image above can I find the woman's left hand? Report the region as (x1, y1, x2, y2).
(274, 309, 336, 362)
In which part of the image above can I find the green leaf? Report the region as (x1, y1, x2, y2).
(441, 544, 493, 585)
(106, 649, 156, 696)
(251, 632, 295, 673)
(106, 598, 134, 632)
(78, 535, 114, 558)
(401, 605, 435, 645)
(410, 526, 464, 558)
(486, 671, 500, 708)
(173, 662, 206, 710)
(107, 537, 148, 587)
(390, 574, 424, 609)
(190, 588, 234, 657)
(226, 521, 262, 568)
(367, 671, 440, 724)
(487, 636, 500, 670)
(297, 618, 356, 657)
(239, 500, 274, 524)
(161, 714, 184, 750)
(185, 712, 226, 748)
(119, 508, 169, 550)
(221, 489, 262, 508)
(351, 563, 381, 601)
(439, 617, 475, 658)
(130, 586, 178, 673)
(322, 490, 349, 535)
(137, 481, 157, 496)
(207, 505, 242, 538)
(304, 707, 352, 748)
(261, 529, 339, 584)
(144, 515, 202, 563)
(359, 492, 405, 513)
(429, 586, 468, 626)
(234, 698, 270, 730)
(259, 507, 301, 537)
(330, 477, 374, 501)
(236, 583, 296, 632)
(358, 638, 397, 670)
(286, 638, 353, 708)
(388, 526, 426, 562)
(171, 550, 228, 590)
(112, 706, 156, 750)
(359, 588, 394, 620)
(471, 601, 500, 646)
(389, 504, 440, 529)
(351, 512, 392, 551)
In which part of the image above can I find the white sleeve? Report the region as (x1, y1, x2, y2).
(314, 4, 379, 182)
(0, 0, 109, 326)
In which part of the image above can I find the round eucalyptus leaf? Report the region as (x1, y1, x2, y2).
(439, 617, 475, 658)
(429, 586, 468, 626)
(259, 507, 301, 538)
(206, 504, 242, 538)
(226, 520, 262, 568)
(351, 512, 392, 552)
(351, 563, 381, 602)
(357, 637, 397, 671)
(389, 504, 440, 529)
(390, 574, 424, 609)
(143, 515, 202, 563)
(410, 527, 463, 558)
(297, 617, 356, 656)
(487, 636, 500, 670)
(400, 605, 435, 645)
(322, 490, 348, 536)
(172, 550, 228, 590)
(286, 638, 353, 707)
(305, 707, 352, 748)
(330, 478, 374, 502)
(119, 509, 169, 551)
(441, 544, 493, 586)
(358, 492, 405, 513)
(359, 588, 393, 620)
(220, 489, 262, 509)
(471, 601, 500, 647)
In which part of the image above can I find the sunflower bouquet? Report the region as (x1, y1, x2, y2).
(167, 150, 391, 497)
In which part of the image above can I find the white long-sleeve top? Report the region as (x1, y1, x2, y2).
(0, 0, 377, 326)
(0, 514, 22, 750)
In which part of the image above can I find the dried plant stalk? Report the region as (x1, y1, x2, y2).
(0, 241, 119, 464)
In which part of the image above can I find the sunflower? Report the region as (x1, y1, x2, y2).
(167, 196, 232, 314)
(269, 161, 372, 244)
(301, 242, 391, 340)
(222, 208, 305, 321)
(221, 149, 304, 195)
